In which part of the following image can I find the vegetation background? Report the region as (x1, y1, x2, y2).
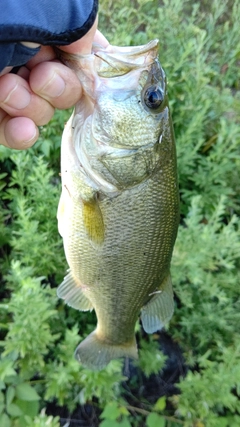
(0, 0, 239, 426)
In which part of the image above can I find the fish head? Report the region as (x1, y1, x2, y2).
(57, 39, 175, 194)
(91, 39, 168, 150)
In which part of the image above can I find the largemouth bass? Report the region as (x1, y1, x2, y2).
(57, 39, 179, 370)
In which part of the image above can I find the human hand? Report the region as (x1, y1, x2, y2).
(0, 21, 109, 150)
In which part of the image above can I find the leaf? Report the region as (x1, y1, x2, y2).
(0, 359, 17, 381)
(6, 402, 23, 416)
(18, 414, 34, 427)
(154, 396, 166, 412)
(0, 413, 11, 427)
(136, 340, 167, 377)
(119, 406, 130, 416)
(100, 417, 132, 427)
(100, 420, 120, 427)
(0, 173, 8, 180)
(15, 383, 40, 401)
(16, 399, 39, 417)
(101, 401, 121, 420)
(212, 418, 228, 427)
(118, 417, 132, 427)
(146, 412, 165, 427)
(6, 385, 15, 406)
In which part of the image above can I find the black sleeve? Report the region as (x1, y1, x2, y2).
(0, 0, 98, 71)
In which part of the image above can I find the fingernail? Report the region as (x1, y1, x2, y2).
(22, 127, 38, 147)
(2, 84, 31, 109)
(20, 41, 41, 48)
(0, 66, 13, 76)
(40, 72, 65, 98)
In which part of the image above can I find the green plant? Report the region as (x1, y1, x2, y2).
(0, 0, 240, 425)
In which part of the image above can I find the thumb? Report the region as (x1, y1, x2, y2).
(59, 16, 98, 55)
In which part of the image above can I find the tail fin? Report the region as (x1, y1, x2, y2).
(75, 331, 138, 370)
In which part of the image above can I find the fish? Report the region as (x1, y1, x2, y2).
(56, 39, 179, 370)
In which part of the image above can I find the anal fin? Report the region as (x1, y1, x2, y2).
(57, 271, 93, 311)
(141, 274, 174, 333)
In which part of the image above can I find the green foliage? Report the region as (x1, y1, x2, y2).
(146, 412, 165, 427)
(0, 352, 41, 426)
(2, 150, 65, 279)
(135, 338, 167, 378)
(176, 342, 240, 426)
(44, 327, 125, 410)
(172, 196, 240, 354)
(34, 109, 71, 167)
(100, 418, 131, 427)
(0, 0, 240, 426)
(21, 409, 60, 427)
(100, 401, 131, 427)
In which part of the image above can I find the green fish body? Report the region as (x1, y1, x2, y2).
(57, 40, 179, 370)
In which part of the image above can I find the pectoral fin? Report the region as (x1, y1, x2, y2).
(141, 274, 174, 333)
(57, 271, 93, 311)
(83, 199, 104, 244)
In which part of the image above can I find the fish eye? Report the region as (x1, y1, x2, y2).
(143, 85, 164, 109)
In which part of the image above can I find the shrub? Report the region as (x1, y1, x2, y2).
(0, 0, 239, 425)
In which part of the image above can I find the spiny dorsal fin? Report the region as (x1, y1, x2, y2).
(57, 271, 93, 311)
(141, 274, 174, 333)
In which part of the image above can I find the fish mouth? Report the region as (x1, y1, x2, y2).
(55, 39, 159, 75)
(55, 39, 161, 94)
(93, 39, 160, 78)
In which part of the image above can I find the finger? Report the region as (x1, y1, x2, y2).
(0, 112, 39, 149)
(16, 65, 30, 80)
(94, 30, 110, 48)
(60, 15, 98, 55)
(26, 45, 56, 69)
(0, 73, 55, 126)
(29, 60, 82, 110)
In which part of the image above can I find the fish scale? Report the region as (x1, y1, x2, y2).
(57, 39, 179, 369)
